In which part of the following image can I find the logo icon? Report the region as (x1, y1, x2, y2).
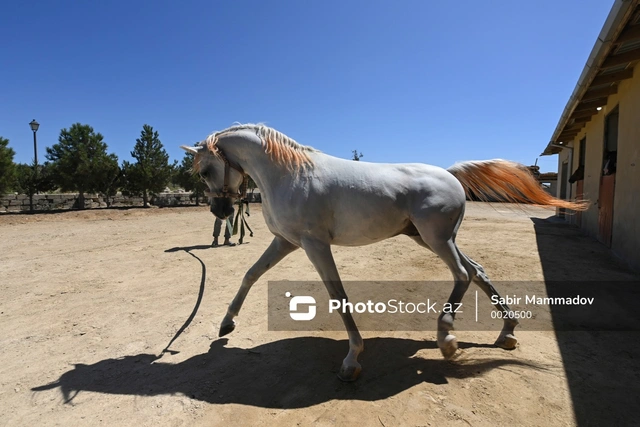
(286, 291, 316, 321)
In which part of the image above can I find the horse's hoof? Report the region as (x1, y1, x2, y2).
(338, 363, 362, 382)
(438, 334, 458, 359)
(218, 320, 236, 337)
(495, 333, 518, 350)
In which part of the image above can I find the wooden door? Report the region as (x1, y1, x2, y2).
(598, 107, 618, 247)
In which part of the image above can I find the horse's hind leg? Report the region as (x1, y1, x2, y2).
(219, 236, 299, 336)
(412, 233, 472, 359)
(459, 254, 518, 349)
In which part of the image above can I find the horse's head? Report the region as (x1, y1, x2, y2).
(180, 144, 245, 220)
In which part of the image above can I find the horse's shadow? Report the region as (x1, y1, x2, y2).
(33, 337, 538, 409)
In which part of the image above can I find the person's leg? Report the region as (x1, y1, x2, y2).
(223, 208, 235, 246)
(212, 218, 222, 247)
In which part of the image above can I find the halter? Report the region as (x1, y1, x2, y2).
(207, 149, 248, 199)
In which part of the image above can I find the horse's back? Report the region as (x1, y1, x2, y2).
(271, 155, 467, 246)
(309, 155, 465, 209)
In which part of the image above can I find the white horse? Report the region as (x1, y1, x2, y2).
(181, 124, 587, 381)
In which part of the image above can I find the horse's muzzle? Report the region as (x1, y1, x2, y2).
(210, 197, 235, 219)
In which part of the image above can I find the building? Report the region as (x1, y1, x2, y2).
(541, 0, 640, 270)
(538, 172, 558, 198)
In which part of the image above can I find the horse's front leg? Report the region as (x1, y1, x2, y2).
(301, 238, 364, 381)
(219, 236, 299, 336)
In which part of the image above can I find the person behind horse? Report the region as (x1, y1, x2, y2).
(212, 206, 236, 247)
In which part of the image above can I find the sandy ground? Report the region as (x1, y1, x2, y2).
(1, 202, 639, 427)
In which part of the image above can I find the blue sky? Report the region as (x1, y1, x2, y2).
(1, 0, 613, 172)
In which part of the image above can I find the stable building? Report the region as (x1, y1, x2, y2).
(541, 0, 640, 271)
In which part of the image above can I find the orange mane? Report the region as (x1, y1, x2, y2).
(194, 124, 316, 172)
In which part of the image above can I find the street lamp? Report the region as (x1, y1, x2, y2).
(29, 119, 39, 165)
(29, 119, 40, 199)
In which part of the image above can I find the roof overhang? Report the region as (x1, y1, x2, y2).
(542, 0, 640, 156)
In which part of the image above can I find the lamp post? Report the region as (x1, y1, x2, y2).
(29, 119, 40, 194)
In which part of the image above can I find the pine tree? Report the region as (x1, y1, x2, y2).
(173, 145, 206, 205)
(14, 162, 57, 211)
(46, 123, 118, 209)
(121, 124, 176, 207)
(94, 154, 121, 207)
(0, 137, 16, 195)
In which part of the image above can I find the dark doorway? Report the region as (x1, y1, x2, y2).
(576, 137, 586, 227)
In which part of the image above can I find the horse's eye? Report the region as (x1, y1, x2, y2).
(201, 171, 209, 179)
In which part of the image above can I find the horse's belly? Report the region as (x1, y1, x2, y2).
(329, 213, 412, 246)
(330, 233, 393, 246)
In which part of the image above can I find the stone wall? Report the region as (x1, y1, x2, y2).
(0, 191, 261, 213)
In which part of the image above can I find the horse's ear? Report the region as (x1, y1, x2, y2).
(180, 145, 202, 154)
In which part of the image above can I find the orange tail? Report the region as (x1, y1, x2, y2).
(447, 159, 589, 211)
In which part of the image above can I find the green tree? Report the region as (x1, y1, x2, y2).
(173, 146, 206, 206)
(14, 162, 57, 211)
(94, 154, 121, 207)
(352, 150, 363, 161)
(46, 123, 118, 209)
(0, 137, 16, 195)
(121, 124, 176, 207)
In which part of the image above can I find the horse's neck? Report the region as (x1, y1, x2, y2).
(217, 137, 289, 193)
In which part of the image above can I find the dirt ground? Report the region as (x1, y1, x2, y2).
(1, 202, 639, 426)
